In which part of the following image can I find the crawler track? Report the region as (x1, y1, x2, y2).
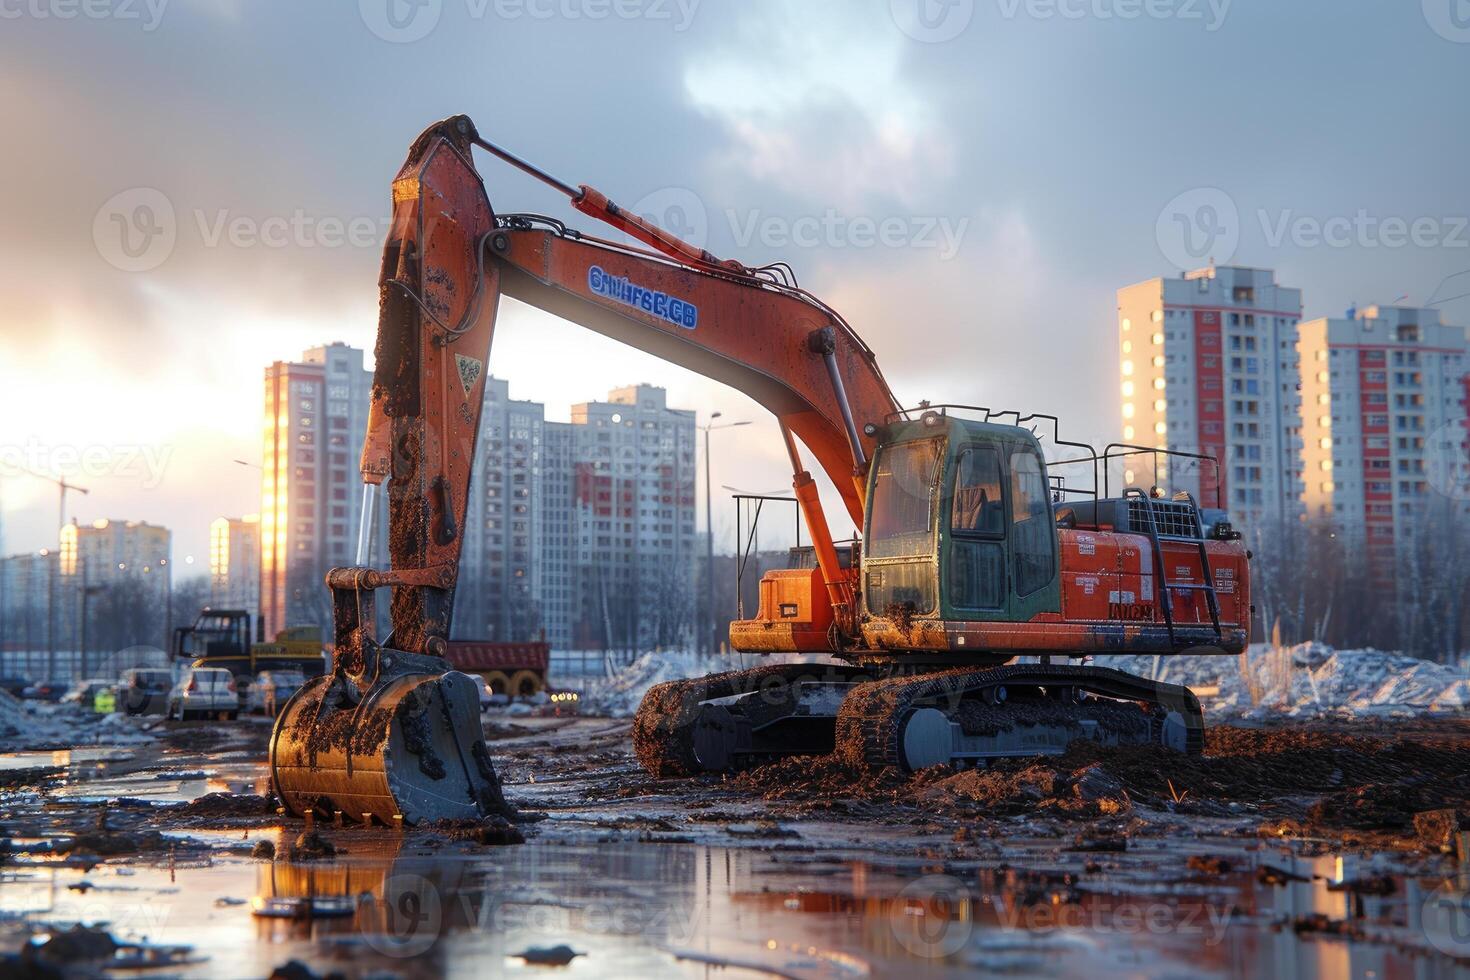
(835, 664, 1204, 771)
(633, 663, 824, 777)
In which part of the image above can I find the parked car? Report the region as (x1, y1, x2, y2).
(0, 676, 30, 698)
(62, 679, 116, 710)
(116, 668, 174, 716)
(22, 681, 65, 702)
(166, 667, 239, 721)
(249, 670, 306, 717)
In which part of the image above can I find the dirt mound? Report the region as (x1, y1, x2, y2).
(177, 793, 277, 818)
(725, 724, 1470, 844)
(730, 754, 910, 802)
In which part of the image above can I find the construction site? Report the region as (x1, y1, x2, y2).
(3, 4, 1469, 978)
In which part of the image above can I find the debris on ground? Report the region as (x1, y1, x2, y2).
(1186, 855, 1233, 875)
(512, 944, 583, 966)
(15, 925, 199, 972)
(252, 839, 277, 859)
(1413, 808, 1462, 851)
(177, 792, 278, 818)
(267, 959, 348, 980)
(287, 830, 337, 861)
(430, 816, 526, 846)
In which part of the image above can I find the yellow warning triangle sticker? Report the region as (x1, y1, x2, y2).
(455, 354, 483, 396)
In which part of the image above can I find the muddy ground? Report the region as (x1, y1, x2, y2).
(1, 713, 1467, 977)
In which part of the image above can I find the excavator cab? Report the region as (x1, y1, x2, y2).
(862, 415, 1061, 631)
(733, 408, 1249, 662)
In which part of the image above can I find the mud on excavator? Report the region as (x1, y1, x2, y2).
(269, 115, 1251, 825)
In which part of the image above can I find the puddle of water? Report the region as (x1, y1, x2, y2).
(2, 839, 1465, 978)
(0, 748, 129, 772)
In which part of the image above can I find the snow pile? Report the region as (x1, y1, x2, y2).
(0, 689, 26, 735)
(1094, 643, 1470, 720)
(577, 651, 729, 718)
(0, 701, 159, 751)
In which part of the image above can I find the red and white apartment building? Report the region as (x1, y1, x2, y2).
(1298, 305, 1470, 582)
(1116, 266, 1305, 536)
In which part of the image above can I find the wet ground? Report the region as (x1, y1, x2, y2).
(1, 714, 1468, 977)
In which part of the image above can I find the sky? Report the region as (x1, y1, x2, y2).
(1, 0, 1467, 571)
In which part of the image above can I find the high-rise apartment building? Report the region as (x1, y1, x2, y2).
(570, 385, 697, 651)
(457, 378, 550, 645)
(1117, 265, 1304, 532)
(0, 550, 58, 663)
(1298, 305, 1470, 580)
(260, 343, 383, 638)
(452, 378, 697, 651)
(209, 515, 261, 617)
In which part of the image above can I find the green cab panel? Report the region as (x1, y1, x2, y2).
(862, 416, 1061, 626)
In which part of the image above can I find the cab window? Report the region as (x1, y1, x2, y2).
(867, 438, 943, 559)
(950, 446, 1004, 535)
(1009, 449, 1055, 596)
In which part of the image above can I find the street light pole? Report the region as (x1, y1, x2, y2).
(700, 414, 751, 655)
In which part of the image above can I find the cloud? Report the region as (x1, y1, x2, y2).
(683, 0, 955, 209)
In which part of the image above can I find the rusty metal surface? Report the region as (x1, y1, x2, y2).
(270, 661, 505, 826)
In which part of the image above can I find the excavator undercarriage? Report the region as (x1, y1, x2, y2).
(633, 661, 1203, 777)
(267, 115, 1248, 824)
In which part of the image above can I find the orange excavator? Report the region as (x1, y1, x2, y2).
(270, 116, 1251, 825)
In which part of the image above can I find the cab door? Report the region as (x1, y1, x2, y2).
(1005, 443, 1061, 620)
(943, 443, 1008, 617)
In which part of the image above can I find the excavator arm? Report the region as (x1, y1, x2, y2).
(271, 115, 898, 825)
(363, 114, 899, 658)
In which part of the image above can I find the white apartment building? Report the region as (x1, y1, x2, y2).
(570, 385, 697, 651)
(458, 378, 554, 646)
(454, 379, 695, 652)
(1298, 305, 1470, 579)
(1117, 265, 1304, 532)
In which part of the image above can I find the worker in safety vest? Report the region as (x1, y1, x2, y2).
(93, 687, 116, 714)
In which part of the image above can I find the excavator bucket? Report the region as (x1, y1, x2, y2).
(268, 567, 511, 826)
(270, 655, 506, 826)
